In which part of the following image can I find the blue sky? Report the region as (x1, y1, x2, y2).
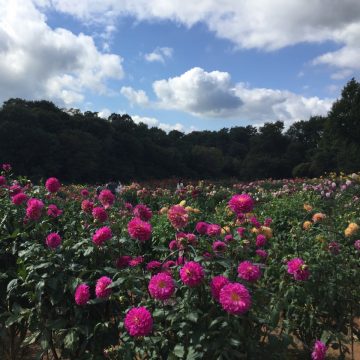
(1, 1, 359, 132)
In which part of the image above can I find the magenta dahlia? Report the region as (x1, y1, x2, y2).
(219, 283, 252, 315)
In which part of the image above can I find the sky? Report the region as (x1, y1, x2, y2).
(0, 1, 360, 132)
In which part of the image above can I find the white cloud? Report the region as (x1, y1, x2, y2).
(0, 0, 124, 106)
(144, 47, 173, 63)
(132, 115, 185, 133)
(98, 108, 112, 119)
(150, 67, 333, 125)
(120, 86, 149, 106)
(44, 0, 360, 73)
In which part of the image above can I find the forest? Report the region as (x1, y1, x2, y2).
(1, 79, 360, 183)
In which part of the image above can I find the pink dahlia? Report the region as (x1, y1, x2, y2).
(256, 249, 268, 259)
(26, 198, 44, 221)
(311, 340, 327, 360)
(129, 256, 144, 267)
(95, 276, 112, 298)
(81, 200, 94, 213)
(287, 258, 310, 281)
(146, 260, 162, 271)
(256, 234, 267, 247)
(92, 207, 108, 222)
(210, 275, 230, 301)
(9, 184, 22, 196)
(45, 177, 61, 193)
(354, 240, 360, 250)
(236, 227, 246, 238)
(224, 234, 234, 242)
(228, 194, 254, 214)
(0, 176, 6, 186)
(116, 255, 132, 269)
(133, 204, 152, 221)
(162, 260, 177, 271)
(92, 226, 112, 246)
(179, 261, 204, 287)
(237, 261, 261, 282)
(124, 307, 153, 337)
(81, 189, 89, 198)
(47, 204, 63, 218)
(250, 216, 261, 228)
(169, 240, 178, 251)
(195, 221, 209, 235)
(127, 218, 152, 242)
(206, 224, 221, 237)
(148, 272, 175, 300)
(219, 283, 252, 315)
(2, 163, 11, 172)
(11, 192, 28, 205)
(212, 241, 227, 253)
(45, 233, 62, 249)
(99, 189, 115, 208)
(75, 283, 90, 305)
(167, 205, 189, 229)
(264, 217, 272, 227)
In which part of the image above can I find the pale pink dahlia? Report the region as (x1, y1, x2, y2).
(127, 217, 152, 242)
(167, 205, 189, 229)
(287, 258, 310, 281)
(124, 307, 153, 337)
(148, 272, 175, 300)
(210, 275, 230, 301)
(311, 340, 327, 360)
(228, 194, 254, 214)
(99, 189, 115, 208)
(179, 261, 204, 287)
(237, 261, 261, 282)
(45, 177, 61, 193)
(219, 283, 252, 315)
(92, 207, 108, 222)
(75, 284, 90, 305)
(133, 204, 153, 221)
(92, 226, 112, 246)
(45, 233, 62, 249)
(95, 276, 112, 298)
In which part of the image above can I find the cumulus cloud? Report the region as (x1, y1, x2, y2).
(44, 0, 360, 73)
(0, 0, 124, 106)
(120, 86, 149, 106)
(144, 47, 173, 63)
(150, 67, 333, 124)
(132, 115, 185, 133)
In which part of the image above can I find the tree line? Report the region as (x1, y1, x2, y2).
(1, 79, 360, 183)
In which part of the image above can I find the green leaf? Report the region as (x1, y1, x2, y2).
(174, 344, 185, 358)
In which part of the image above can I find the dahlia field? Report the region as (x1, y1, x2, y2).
(1, 165, 360, 359)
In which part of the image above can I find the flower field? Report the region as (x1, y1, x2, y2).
(1, 165, 360, 359)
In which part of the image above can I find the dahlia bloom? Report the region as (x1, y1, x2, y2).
(236, 227, 246, 238)
(237, 261, 261, 282)
(167, 205, 189, 229)
(345, 222, 359, 237)
(127, 218, 152, 242)
(45, 233, 62, 249)
(256, 234, 267, 247)
(311, 340, 327, 360)
(186, 233, 197, 245)
(92, 226, 112, 246)
(2, 163, 11, 172)
(45, 177, 61, 193)
(312, 212, 326, 223)
(146, 260, 162, 271)
(195, 221, 209, 235)
(264, 217, 272, 227)
(250, 216, 261, 228)
(99, 189, 115, 208)
(47, 204, 63, 218)
(228, 194, 254, 214)
(162, 260, 177, 271)
(303, 221, 312, 230)
(9, 184, 22, 196)
(328, 241, 340, 255)
(129, 256, 144, 267)
(92, 207, 108, 222)
(0, 176, 6, 186)
(287, 258, 310, 281)
(354, 240, 360, 250)
(26, 198, 44, 221)
(81, 189, 89, 198)
(95, 276, 112, 298)
(81, 200, 94, 213)
(224, 234, 234, 242)
(219, 283, 252, 315)
(11, 192, 28, 205)
(124, 307, 153, 337)
(256, 249, 268, 259)
(206, 224, 221, 237)
(148, 272, 175, 300)
(179, 261, 204, 287)
(169, 240, 178, 251)
(210, 275, 230, 301)
(75, 284, 90, 305)
(133, 204, 153, 221)
(212, 241, 227, 253)
(116, 255, 132, 269)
